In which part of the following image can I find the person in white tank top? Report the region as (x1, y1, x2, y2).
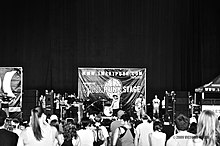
(17, 106, 60, 146)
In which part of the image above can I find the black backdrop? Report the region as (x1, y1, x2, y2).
(0, 0, 220, 102)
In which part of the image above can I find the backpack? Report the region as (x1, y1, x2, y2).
(116, 126, 135, 146)
(93, 126, 105, 146)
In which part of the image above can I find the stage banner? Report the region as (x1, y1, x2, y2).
(0, 67, 23, 112)
(78, 68, 146, 113)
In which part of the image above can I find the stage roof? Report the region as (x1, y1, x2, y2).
(195, 75, 220, 93)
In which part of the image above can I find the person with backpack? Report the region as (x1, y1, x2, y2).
(112, 113, 135, 146)
(92, 114, 109, 146)
(77, 117, 94, 146)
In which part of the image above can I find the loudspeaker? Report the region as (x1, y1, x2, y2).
(45, 93, 54, 115)
(175, 91, 189, 117)
(22, 90, 38, 121)
(66, 103, 83, 123)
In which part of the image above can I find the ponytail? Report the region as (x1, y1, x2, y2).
(31, 107, 43, 141)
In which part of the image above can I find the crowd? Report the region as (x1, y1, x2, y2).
(0, 106, 220, 146)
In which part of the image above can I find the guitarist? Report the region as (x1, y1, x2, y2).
(111, 95, 120, 117)
(135, 94, 145, 120)
(104, 95, 120, 117)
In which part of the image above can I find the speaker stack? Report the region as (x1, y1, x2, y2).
(45, 91, 54, 116)
(175, 91, 189, 118)
(22, 90, 38, 121)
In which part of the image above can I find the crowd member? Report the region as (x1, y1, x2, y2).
(0, 109, 18, 146)
(92, 114, 109, 146)
(77, 117, 94, 146)
(62, 123, 80, 146)
(166, 114, 196, 146)
(50, 114, 64, 133)
(148, 120, 166, 146)
(11, 117, 22, 136)
(112, 113, 135, 146)
(134, 114, 153, 146)
(195, 110, 220, 146)
(17, 106, 60, 146)
(110, 110, 125, 145)
(50, 119, 64, 146)
(188, 122, 197, 135)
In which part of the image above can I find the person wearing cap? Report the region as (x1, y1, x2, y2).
(134, 114, 153, 146)
(112, 113, 135, 146)
(0, 109, 18, 146)
(11, 117, 22, 136)
(110, 110, 125, 145)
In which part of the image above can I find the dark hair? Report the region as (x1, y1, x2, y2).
(153, 121, 163, 131)
(121, 113, 130, 122)
(188, 122, 197, 134)
(63, 123, 78, 141)
(94, 114, 102, 123)
(175, 114, 189, 131)
(50, 119, 59, 132)
(0, 109, 7, 126)
(12, 118, 20, 124)
(81, 117, 91, 129)
(31, 106, 44, 141)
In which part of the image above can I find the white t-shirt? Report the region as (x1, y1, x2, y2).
(99, 126, 109, 146)
(166, 131, 197, 146)
(162, 98, 165, 109)
(135, 121, 154, 146)
(149, 131, 166, 146)
(17, 124, 58, 146)
(77, 128, 94, 146)
(153, 98, 160, 108)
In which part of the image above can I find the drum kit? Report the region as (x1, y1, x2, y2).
(85, 98, 113, 117)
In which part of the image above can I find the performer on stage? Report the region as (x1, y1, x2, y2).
(54, 93, 61, 119)
(135, 94, 145, 120)
(113, 94, 121, 116)
(1, 93, 10, 117)
(152, 95, 160, 118)
(161, 96, 166, 116)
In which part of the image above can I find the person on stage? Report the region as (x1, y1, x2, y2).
(111, 94, 120, 117)
(1, 93, 10, 117)
(161, 96, 166, 116)
(135, 94, 146, 120)
(152, 95, 160, 118)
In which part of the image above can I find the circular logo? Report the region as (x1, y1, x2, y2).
(104, 78, 122, 99)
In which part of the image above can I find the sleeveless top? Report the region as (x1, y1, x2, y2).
(61, 140, 73, 146)
(117, 126, 134, 146)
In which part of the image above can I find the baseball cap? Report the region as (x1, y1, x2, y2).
(50, 115, 58, 121)
(117, 110, 125, 118)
